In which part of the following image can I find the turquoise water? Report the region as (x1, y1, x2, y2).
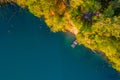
(0, 4, 120, 80)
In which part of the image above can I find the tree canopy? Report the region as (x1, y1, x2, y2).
(4, 0, 120, 72)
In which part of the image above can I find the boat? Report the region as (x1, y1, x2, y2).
(71, 40, 78, 48)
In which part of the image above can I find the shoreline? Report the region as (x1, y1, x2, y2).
(1, 1, 120, 72)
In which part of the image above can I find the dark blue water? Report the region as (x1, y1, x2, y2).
(0, 4, 120, 80)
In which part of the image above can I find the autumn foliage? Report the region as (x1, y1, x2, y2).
(5, 0, 120, 72)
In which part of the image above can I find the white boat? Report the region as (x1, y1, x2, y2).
(71, 40, 78, 48)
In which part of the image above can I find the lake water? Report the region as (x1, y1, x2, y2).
(0, 4, 120, 80)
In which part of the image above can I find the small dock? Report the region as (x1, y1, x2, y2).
(71, 40, 78, 48)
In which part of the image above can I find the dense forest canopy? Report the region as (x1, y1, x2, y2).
(1, 0, 120, 72)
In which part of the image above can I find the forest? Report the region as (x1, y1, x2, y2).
(1, 0, 120, 72)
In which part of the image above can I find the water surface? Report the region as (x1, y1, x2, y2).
(0, 4, 120, 80)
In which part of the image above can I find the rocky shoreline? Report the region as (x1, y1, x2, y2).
(1, 0, 120, 72)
